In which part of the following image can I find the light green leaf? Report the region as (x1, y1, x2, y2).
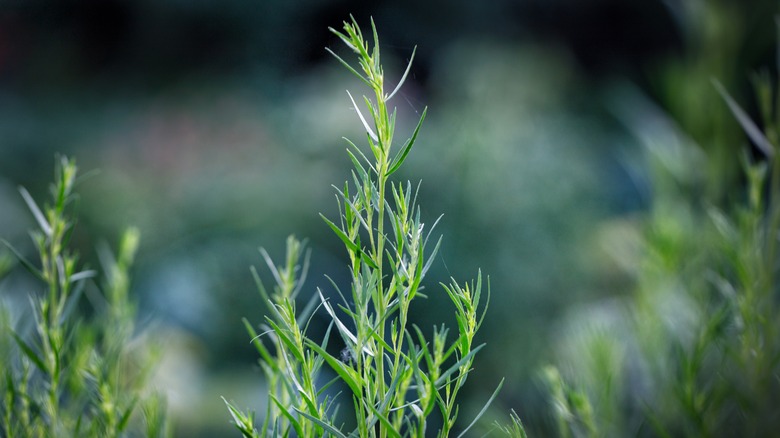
(457, 378, 504, 438)
(306, 340, 362, 398)
(320, 213, 359, 254)
(294, 409, 347, 438)
(325, 47, 371, 88)
(11, 332, 47, 374)
(322, 215, 374, 271)
(714, 79, 774, 157)
(117, 396, 138, 433)
(19, 187, 51, 236)
(344, 137, 376, 173)
(243, 319, 276, 370)
(366, 402, 402, 438)
(387, 46, 418, 101)
(269, 394, 304, 438)
(387, 107, 427, 176)
(347, 91, 378, 142)
(264, 318, 304, 364)
(1, 239, 44, 281)
(434, 344, 485, 387)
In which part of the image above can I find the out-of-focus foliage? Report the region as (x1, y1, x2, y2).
(547, 78, 780, 436)
(544, 4, 780, 438)
(0, 157, 169, 437)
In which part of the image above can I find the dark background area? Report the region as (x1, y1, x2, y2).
(0, 0, 777, 435)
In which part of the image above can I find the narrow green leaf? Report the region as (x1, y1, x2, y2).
(298, 293, 323, 333)
(434, 344, 485, 387)
(477, 277, 491, 331)
(404, 331, 437, 417)
(382, 361, 407, 411)
(366, 402, 402, 438)
(347, 91, 378, 142)
(350, 173, 369, 214)
(422, 235, 442, 277)
(370, 17, 380, 64)
(346, 150, 369, 185)
(294, 409, 348, 438)
(324, 276, 349, 309)
(363, 95, 380, 132)
(249, 265, 271, 310)
(18, 187, 51, 236)
(344, 137, 375, 172)
(713, 79, 774, 157)
(1, 240, 44, 281)
(367, 133, 382, 163)
(318, 290, 374, 356)
(69, 269, 96, 282)
(260, 392, 273, 437)
(387, 46, 418, 101)
(506, 409, 529, 438)
(389, 108, 397, 145)
(341, 17, 371, 65)
(457, 378, 504, 438)
(412, 325, 435, 371)
(117, 396, 138, 432)
(258, 250, 284, 294)
(11, 332, 47, 374)
(60, 274, 88, 324)
(474, 271, 483, 308)
(333, 184, 370, 233)
(360, 251, 380, 270)
(270, 394, 304, 438)
(455, 317, 469, 352)
(320, 213, 359, 254)
(317, 375, 341, 398)
(265, 318, 304, 364)
(297, 387, 320, 420)
(325, 48, 372, 87)
(387, 107, 427, 176)
(327, 26, 354, 52)
(442, 283, 465, 315)
(243, 318, 276, 369)
(306, 340, 362, 398)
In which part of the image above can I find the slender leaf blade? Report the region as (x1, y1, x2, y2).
(19, 187, 51, 236)
(457, 378, 505, 438)
(306, 340, 362, 398)
(320, 214, 359, 254)
(294, 409, 349, 438)
(388, 107, 427, 176)
(714, 79, 775, 156)
(11, 332, 47, 374)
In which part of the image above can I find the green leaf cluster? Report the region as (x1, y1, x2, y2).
(225, 17, 520, 438)
(0, 156, 170, 437)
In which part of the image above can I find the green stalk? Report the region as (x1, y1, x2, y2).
(375, 93, 390, 438)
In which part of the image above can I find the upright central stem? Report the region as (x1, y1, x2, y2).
(373, 88, 389, 438)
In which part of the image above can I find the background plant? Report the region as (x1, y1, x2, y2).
(0, 156, 170, 437)
(224, 18, 511, 437)
(543, 38, 780, 438)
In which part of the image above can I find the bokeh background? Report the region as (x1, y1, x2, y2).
(0, 0, 777, 435)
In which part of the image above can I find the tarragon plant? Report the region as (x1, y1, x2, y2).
(0, 156, 170, 437)
(224, 17, 513, 437)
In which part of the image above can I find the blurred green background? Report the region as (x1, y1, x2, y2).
(0, 0, 777, 435)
